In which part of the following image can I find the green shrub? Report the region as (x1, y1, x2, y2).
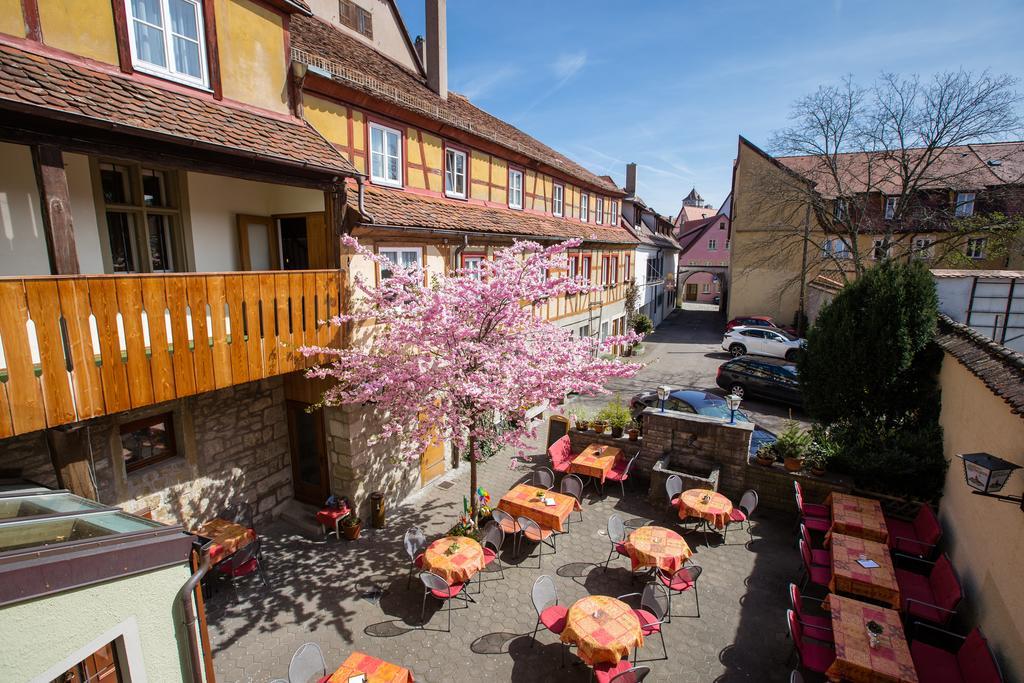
(632, 314, 654, 335)
(773, 420, 813, 461)
(597, 398, 632, 430)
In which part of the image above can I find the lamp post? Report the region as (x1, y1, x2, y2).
(657, 385, 671, 413)
(957, 452, 1023, 511)
(725, 394, 742, 424)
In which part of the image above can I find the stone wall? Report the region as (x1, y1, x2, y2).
(0, 431, 59, 487)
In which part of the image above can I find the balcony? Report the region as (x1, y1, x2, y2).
(0, 270, 344, 439)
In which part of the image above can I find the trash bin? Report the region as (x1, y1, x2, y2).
(370, 491, 385, 528)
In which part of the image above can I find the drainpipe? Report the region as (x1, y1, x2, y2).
(452, 233, 469, 272)
(355, 176, 374, 223)
(177, 545, 213, 683)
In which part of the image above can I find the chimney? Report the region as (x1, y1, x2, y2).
(625, 162, 637, 195)
(425, 0, 447, 100)
(414, 35, 426, 67)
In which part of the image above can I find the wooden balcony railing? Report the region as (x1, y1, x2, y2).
(0, 270, 344, 439)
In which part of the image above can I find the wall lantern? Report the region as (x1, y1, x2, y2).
(657, 385, 671, 412)
(725, 394, 742, 424)
(957, 452, 1023, 510)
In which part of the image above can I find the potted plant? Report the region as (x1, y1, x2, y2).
(598, 398, 632, 438)
(591, 418, 608, 435)
(627, 419, 641, 441)
(573, 410, 590, 432)
(774, 420, 813, 472)
(805, 449, 826, 476)
(807, 424, 836, 476)
(754, 441, 776, 467)
(340, 511, 362, 540)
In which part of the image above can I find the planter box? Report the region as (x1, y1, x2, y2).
(648, 454, 721, 507)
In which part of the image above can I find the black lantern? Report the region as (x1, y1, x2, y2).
(957, 452, 1023, 509)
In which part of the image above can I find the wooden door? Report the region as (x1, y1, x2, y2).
(236, 214, 279, 270)
(304, 213, 331, 269)
(685, 283, 698, 301)
(420, 435, 445, 486)
(286, 400, 330, 505)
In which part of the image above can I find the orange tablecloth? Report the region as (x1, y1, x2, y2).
(623, 526, 692, 572)
(570, 444, 622, 483)
(829, 533, 901, 609)
(828, 493, 889, 544)
(560, 595, 643, 666)
(328, 652, 414, 683)
(421, 536, 484, 585)
(678, 489, 733, 529)
(195, 518, 256, 564)
(497, 484, 581, 532)
(825, 595, 918, 683)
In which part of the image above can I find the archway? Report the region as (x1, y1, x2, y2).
(676, 266, 729, 313)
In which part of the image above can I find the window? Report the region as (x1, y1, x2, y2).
(725, 239, 731, 250)
(339, 0, 373, 38)
(445, 148, 467, 198)
(610, 201, 618, 225)
(955, 192, 976, 217)
(834, 198, 847, 221)
(98, 161, 182, 273)
(462, 253, 484, 279)
(379, 247, 421, 278)
(913, 238, 934, 260)
(601, 321, 610, 340)
(702, 282, 710, 293)
(552, 184, 564, 217)
(121, 413, 178, 473)
(872, 239, 890, 261)
(885, 196, 898, 220)
(125, 0, 208, 88)
(57, 640, 125, 683)
(579, 325, 590, 338)
(596, 197, 604, 224)
(624, 254, 631, 280)
(580, 193, 589, 222)
(601, 256, 611, 285)
(609, 256, 618, 285)
(708, 239, 717, 251)
(508, 169, 523, 209)
(581, 256, 592, 283)
(369, 123, 402, 186)
(566, 254, 578, 280)
(966, 237, 987, 259)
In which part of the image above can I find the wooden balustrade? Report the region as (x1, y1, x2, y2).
(0, 270, 344, 439)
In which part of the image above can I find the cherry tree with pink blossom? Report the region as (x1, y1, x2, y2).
(301, 236, 642, 518)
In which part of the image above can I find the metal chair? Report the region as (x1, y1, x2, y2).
(723, 489, 758, 543)
(221, 502, 255, 531)
(533, 466, 555, 490)
(800, 523, 829, 567)
(215, 535, 268, 596)
(287, 642, 326, 683)
(603, 514, 628, 571)
(786, 609, 835, 674)
(404, 526, 427, 588)
(656, 564, 702, 620)
(559, 474, 585, 523)
(793, 481, 830, 533)
(596, 664, 651, 683)
(789, 670, 804, 683)
(799, 539, 831, 590)
(517, 515, 556, 567)
(618, 583, 670, 662)
(491, 508, 521, 553)
(603, 452, 639, 497)
(480, 520, 506, 585)
(530, 575, 568, 665)
(788, 583, 833, 642)
(665, 475, 683, 516)
(419, 570, 474, 632)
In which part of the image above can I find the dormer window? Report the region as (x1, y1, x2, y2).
(884, 196, 898, 220)
(610, 201, 618, 225)
(126, 0, 208, 88)
(339, 0, 373, 38)
(834, 198, 847, 221)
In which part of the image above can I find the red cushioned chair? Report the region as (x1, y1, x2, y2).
(799, 539, 831, 591)
(895, 553, 962, 626)
(793, 482, 830, 533)
(215, 536, 268, 597)
(404, 526, 427, 588)
(603, 452, 640, 497)
(477, 520, 505, 592)
(531, 575, 569, 666)
(723, 489, 758, 543)
(603, 514, 630, 572)
(618, 583, 670, 662)
(548, 435, 574, 475)
(787, 609, 835, 675)
(419, 571, 474, 632)
(656, 564, 702, 620)
(910, 625, 1003, 683)
(594, 661, 648, 683)
(800, 524, 830, 567)
(886, 504, 942, 558)
(788, 583, 833, 643)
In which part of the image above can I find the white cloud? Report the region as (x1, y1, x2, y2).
(552, 51, 588, 80)
(452, 66, 520, 100)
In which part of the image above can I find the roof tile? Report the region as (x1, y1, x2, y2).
(935, 314, 1024, 416)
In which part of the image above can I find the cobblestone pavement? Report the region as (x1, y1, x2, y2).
(206, 447, 806, 683)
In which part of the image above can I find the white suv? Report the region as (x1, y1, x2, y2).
(722, 326, 805, 361)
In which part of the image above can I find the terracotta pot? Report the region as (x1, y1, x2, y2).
(575, 422, 589, 431)
(592, 423, 607, 434)
(784, 457, 804, 472)
(342, 522, 361, 540)
(627, 429, 640, 441)
(811, 467, 826, 477)
(610, 426, 624, 438)
(756, 455, 775, 467)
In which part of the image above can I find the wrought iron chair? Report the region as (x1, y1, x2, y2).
(656, 564, 702, 620)
(595, 663, 651, 683)
(618, 583, 670, 662)
(603, 452, 640, 497)
(419, 570, 474, 632)
(517, 515, 556, 567)
(723, 489, 758, 542)
(533, 466, 555, 490)
(602, 514, 629, 572)
(215, 535, 268, 597)
(491, 508, 521, 553)
(404, 525, 427, 588)
(479, 520, 506, 586)
(788, 583, 833, 642)
(559, 474, 585, 524)
(287, 642, 326, 683)
(530, 574, 568, 665)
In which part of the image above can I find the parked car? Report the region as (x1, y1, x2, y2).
(716, 356, 802, 406)
(722, 326, 805, 361)
(629, 389, 777, 455)
(725, 315, 797, 335)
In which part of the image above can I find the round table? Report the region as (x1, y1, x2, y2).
(421, 536, 485, 585)
(679, 489, 734, 529)
(623, 526, 692, 573)
(560, 595, 643, 666)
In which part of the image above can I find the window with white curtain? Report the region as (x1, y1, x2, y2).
(379, 247, 421, 279)
(445, 148, 467, 198)
(369, 123, 402, 187)
(508, 169, 523, 209)
(126, 0, 208, 87)
(552, 184, 564, 217)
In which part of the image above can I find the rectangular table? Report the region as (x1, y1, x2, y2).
(497, 484, 580, 532)
(825, 595, 918, 683)
(828, 492, 889, 544)
(194, 518, 255, 564)
(569, 444, 622, 484)
(328, 652, 414, 683)
(829, 532, 900, 609)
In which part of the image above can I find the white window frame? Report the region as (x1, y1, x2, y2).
(913, 237, 934, 259)
(566, 253, 577, 280)
(378, 246, 421, 278)
(708, 239, 717, 251)
(609, 256, 618, 285)
(444, 147, 467, 199)
(884, 196, 898, 220)
(580, 193, 589, 222)
(581, 255, 592, 283)
(595, 197, 604, 225)
(462, 253, 484, 279)
(125, 0, 209, 89)
(368, 122, 403, 187)
(610, 201, 618, 226)
(508, 169, 523, 209)
(966, 237, 987, 259)
(552, 183, 564, 217)
(702, 282, 711, 293)
(955, 192, 976, 217)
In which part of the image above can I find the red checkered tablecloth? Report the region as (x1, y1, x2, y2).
(828, 493, 889, 544)
(825, 595, 918, 683)
(195, 518, 255, 564)
(329, 651, 414, 683)
(569, 444, 622, 483)
(497, 484, 580, 532)
(560, 595, 643, 666)
(829, 533, 901, 609)
(421, 536, 485, 585)
(678, 489, 733, 529)
(623, 526, 692, 572)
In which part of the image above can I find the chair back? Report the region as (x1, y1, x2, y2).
(623, 452, 640, 475)
(798, 539, 813, 573)
(517, 516, 541, 538)
(227, 536, 260, 571)
(287, 642, 326, 683)
(419, 571, 450, 593)
(641, 583, 670, 621)
(799, 523, 813, 551)
(786, 608, 802, 646)
(533, 467, 554, 489)
(793, 484, 806, 515)
(610, 666, 651, 683)
(481, 520, 504, 553)
(913, 505, 943, 547)
(607, 514, 626, 544)
(788, 583, 803, 618)
(789, 671, 804, 683)
(930, 554, 963, 613)
(404, 526, 426, 562)
(548, 435, 572, 464)
(531, 575, 557, 616)
(492, 508, 518, 531)
(738, 489, 759, 517)
(222, 502, 255, 529)
(665, 475, 682, 503)
(956, 628, 1002, 683)
(559, 474, 583, 502)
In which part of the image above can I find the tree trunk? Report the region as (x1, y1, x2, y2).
(468, 431, 478, 521)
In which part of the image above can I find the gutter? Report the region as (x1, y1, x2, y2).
(452, 233, 469, 271)
(355, 221, 639, 247)
(177, 545, 213, 683)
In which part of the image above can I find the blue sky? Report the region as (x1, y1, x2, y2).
(395, 0, 1024, 217)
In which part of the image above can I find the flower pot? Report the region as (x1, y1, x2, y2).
(811, 466, 826, 477)
(784, 457, 804, 472)
(756, 455, 775, 467)
(627, 429, 640, 441)
(610, 426, 624, 438)
(342, 522, 361, 540)
(592, 422, 607, 434)
(575, 422, 589, 432)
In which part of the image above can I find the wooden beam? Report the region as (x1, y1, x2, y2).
(202, 0, 223, 100)
(109, 0, 134, 74)
(31, 144, 80, 275)
(21, 0, 41, 41)
(45, 426, 98, 501)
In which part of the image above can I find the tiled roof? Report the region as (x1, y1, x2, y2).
(0, 41, 357, 177)
(358, 185, 638, 244)
(290, 14, 620, 194)
(935, 314, 1024, 416)
(673, 204, 716, 226)
(676, 216, 723, 254)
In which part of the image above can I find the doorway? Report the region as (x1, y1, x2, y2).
(286, 400, 330, 505)
(420, 435, 445, 486)
(235, 212, 331, 270)
(685, 283, 698, 301)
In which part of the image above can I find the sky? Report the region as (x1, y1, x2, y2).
(395, 0, 1024, 217)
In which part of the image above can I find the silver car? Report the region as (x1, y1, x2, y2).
(722, 326, 805, 361)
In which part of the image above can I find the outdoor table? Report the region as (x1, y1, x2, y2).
(623, 525, 692, 572)
(497, 484, 581, 533)
(560, 595, 643, 666)
(678, 489, 733, 529)
(420, 536, 485, 585)
(827, 492, 889, 544)
(194, 518, 255, 564)
(316, 505, 351, 539)
(569, 444, 622, 484)
(328, 651, 414, 683)
(823, 594, 918, 683)
(829, 533, 901, 609)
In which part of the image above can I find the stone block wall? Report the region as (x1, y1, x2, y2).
(0, 431, 59, 487)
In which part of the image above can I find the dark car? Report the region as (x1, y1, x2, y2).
(725, 315, 797, 335)
(629, 389, 777, 455)
(716, 356, 802, 406)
